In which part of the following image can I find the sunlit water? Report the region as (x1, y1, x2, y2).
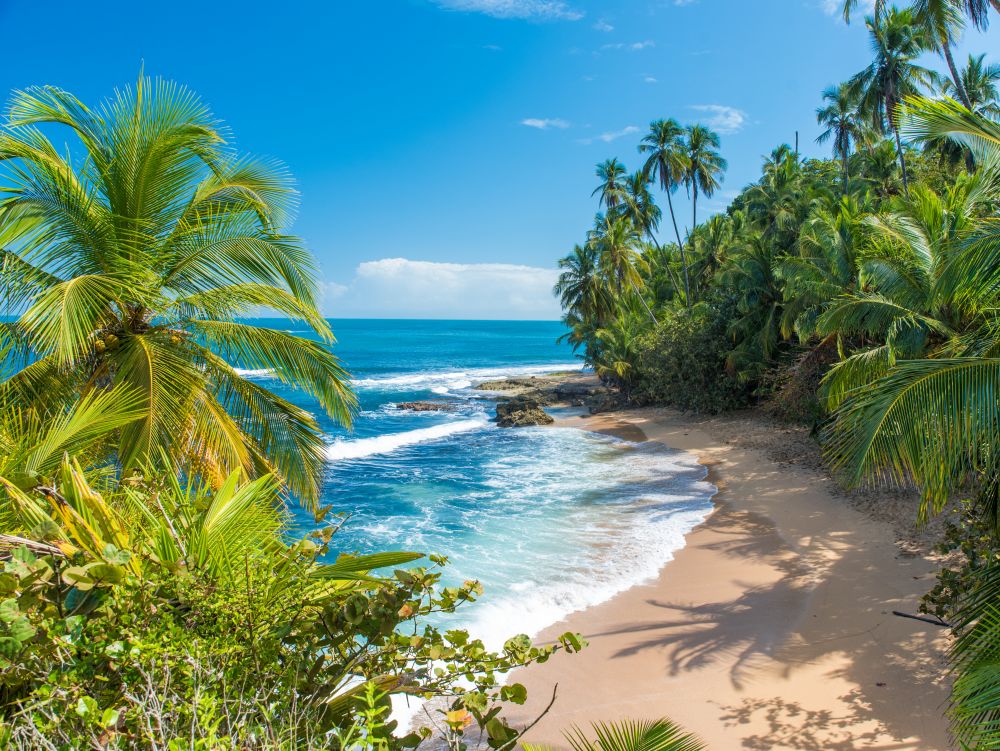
(239, 319, 716, 646)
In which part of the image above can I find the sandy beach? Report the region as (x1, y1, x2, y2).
(507, 407, 953, 750)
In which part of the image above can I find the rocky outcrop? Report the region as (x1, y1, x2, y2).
(395, 401, 458, 412)
(495, 396, 555, 427)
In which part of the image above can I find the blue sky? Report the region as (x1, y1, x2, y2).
(0, 0, 996, 318)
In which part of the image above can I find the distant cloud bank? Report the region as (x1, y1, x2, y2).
(429, 0, 583, 20)
(321, 258, 562, 320)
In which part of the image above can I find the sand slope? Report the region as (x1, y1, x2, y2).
(507, 408, 951, 751)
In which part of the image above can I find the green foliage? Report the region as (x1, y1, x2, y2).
(0, 75, 354, 508)
(524, 718, 706, 751)
(0, 467, 585, 750)
(631, 301, 753, 414)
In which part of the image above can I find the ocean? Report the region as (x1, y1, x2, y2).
(241, 319, 716, 646)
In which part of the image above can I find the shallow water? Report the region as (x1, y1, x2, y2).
(240, 319, 716, 646)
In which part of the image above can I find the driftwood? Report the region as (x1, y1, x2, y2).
(892, 610, 951, 628)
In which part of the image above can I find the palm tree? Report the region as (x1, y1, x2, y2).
(639, 119, 690, 299)
(554, 244, 612, 326)
(592, 158, 628, 211)
(914, 0, 974, 109)
(848, 8, 938, 195)
(586, 213, 650, 302)
(816, 83, 865, 193)
(952, 53, 1000, 115)
(682, 125, 727, 236)
(524, 719, 706, 751)
(681, 125, 727, 306)
(0, 76, 355, 509)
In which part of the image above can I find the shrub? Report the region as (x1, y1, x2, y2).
(0, 463, 585, 750)
(631, 301, 754, 414)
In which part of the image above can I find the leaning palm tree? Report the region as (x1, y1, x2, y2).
(848, 8, 938, 195)
(639, 119, 690, 299)
(0, 76, 355, 509)
(817, 83, 865, 194)
(913, 0, 974, 108)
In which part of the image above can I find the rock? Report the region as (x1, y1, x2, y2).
(588, 393, 627, 414)
(395, 401, 458, 412)
(495, 396, 555, 427)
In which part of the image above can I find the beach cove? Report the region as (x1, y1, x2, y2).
(504, 405, 952, 750)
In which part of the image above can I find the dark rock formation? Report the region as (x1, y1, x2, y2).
(395, 401, 458, 412)
(495, 396, 555, 427)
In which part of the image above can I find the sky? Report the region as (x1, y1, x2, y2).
(0, 0, 997, 319)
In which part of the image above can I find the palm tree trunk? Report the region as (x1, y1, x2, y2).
(664, 189, 685, 257)
(677, 186, 695, 308)
(942, 37, 973, 110)
(893, 124, 909, 196)
(841, 148, 850, 196)
(628, 275, 658, 325)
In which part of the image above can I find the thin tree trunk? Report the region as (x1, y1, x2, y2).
(664, 188, 685, 257)
(842, 149, 850, 196)
(893, 124, 909, 196)
(942, 38, 973, 109)
(677, 186, 695, 308)
(628, 275, 658, 325)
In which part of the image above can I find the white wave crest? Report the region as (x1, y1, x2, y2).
(351, 362, 584, 392)
(325, 419, 488, 461)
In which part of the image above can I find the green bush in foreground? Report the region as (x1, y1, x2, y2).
(0, 461, 584, 750)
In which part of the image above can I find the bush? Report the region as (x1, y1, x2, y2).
(0, 463, 585, 750)
(631, 300, 754, 414)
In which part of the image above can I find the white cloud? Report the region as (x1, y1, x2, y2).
(689, 104, 749, 135)
(521, 117, 570, 130)
(577, 125, 640, 145)
(673, 0, 698, 5)
(429, 0, 583, 20)
(592, 18, 614, 31)
(600, 40, 655, 51)
(320, 258, 562, 319)
(644, 76, 658, 83)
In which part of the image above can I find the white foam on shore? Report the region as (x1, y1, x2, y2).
(453, 438, 715, 651)
(325, 419, 489, 462)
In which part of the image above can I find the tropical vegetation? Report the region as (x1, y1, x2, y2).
(553, 1, 1000, 746)
(0, 78, 591, 749)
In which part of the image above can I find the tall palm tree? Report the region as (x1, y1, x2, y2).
(639, 119, 690, 297)
(592, 158, 628, 211)
(682, 125, 727, 236)
(680, 125, 727, 307)
(848, 8, 937, 195)
(0, 76, 354, 508)
(817, 83, 865, 193)
(843, 0, 1000, 28)
(914, 0, 974, 108)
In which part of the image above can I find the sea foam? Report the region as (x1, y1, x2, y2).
(325, 418, 489, 461)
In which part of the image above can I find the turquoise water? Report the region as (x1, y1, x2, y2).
(240, 319, 715, 645)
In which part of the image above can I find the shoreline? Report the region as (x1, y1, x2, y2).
(502, 406, 952, 750)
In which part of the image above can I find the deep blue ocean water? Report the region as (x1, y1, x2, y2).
(239, 319, 716, 645)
